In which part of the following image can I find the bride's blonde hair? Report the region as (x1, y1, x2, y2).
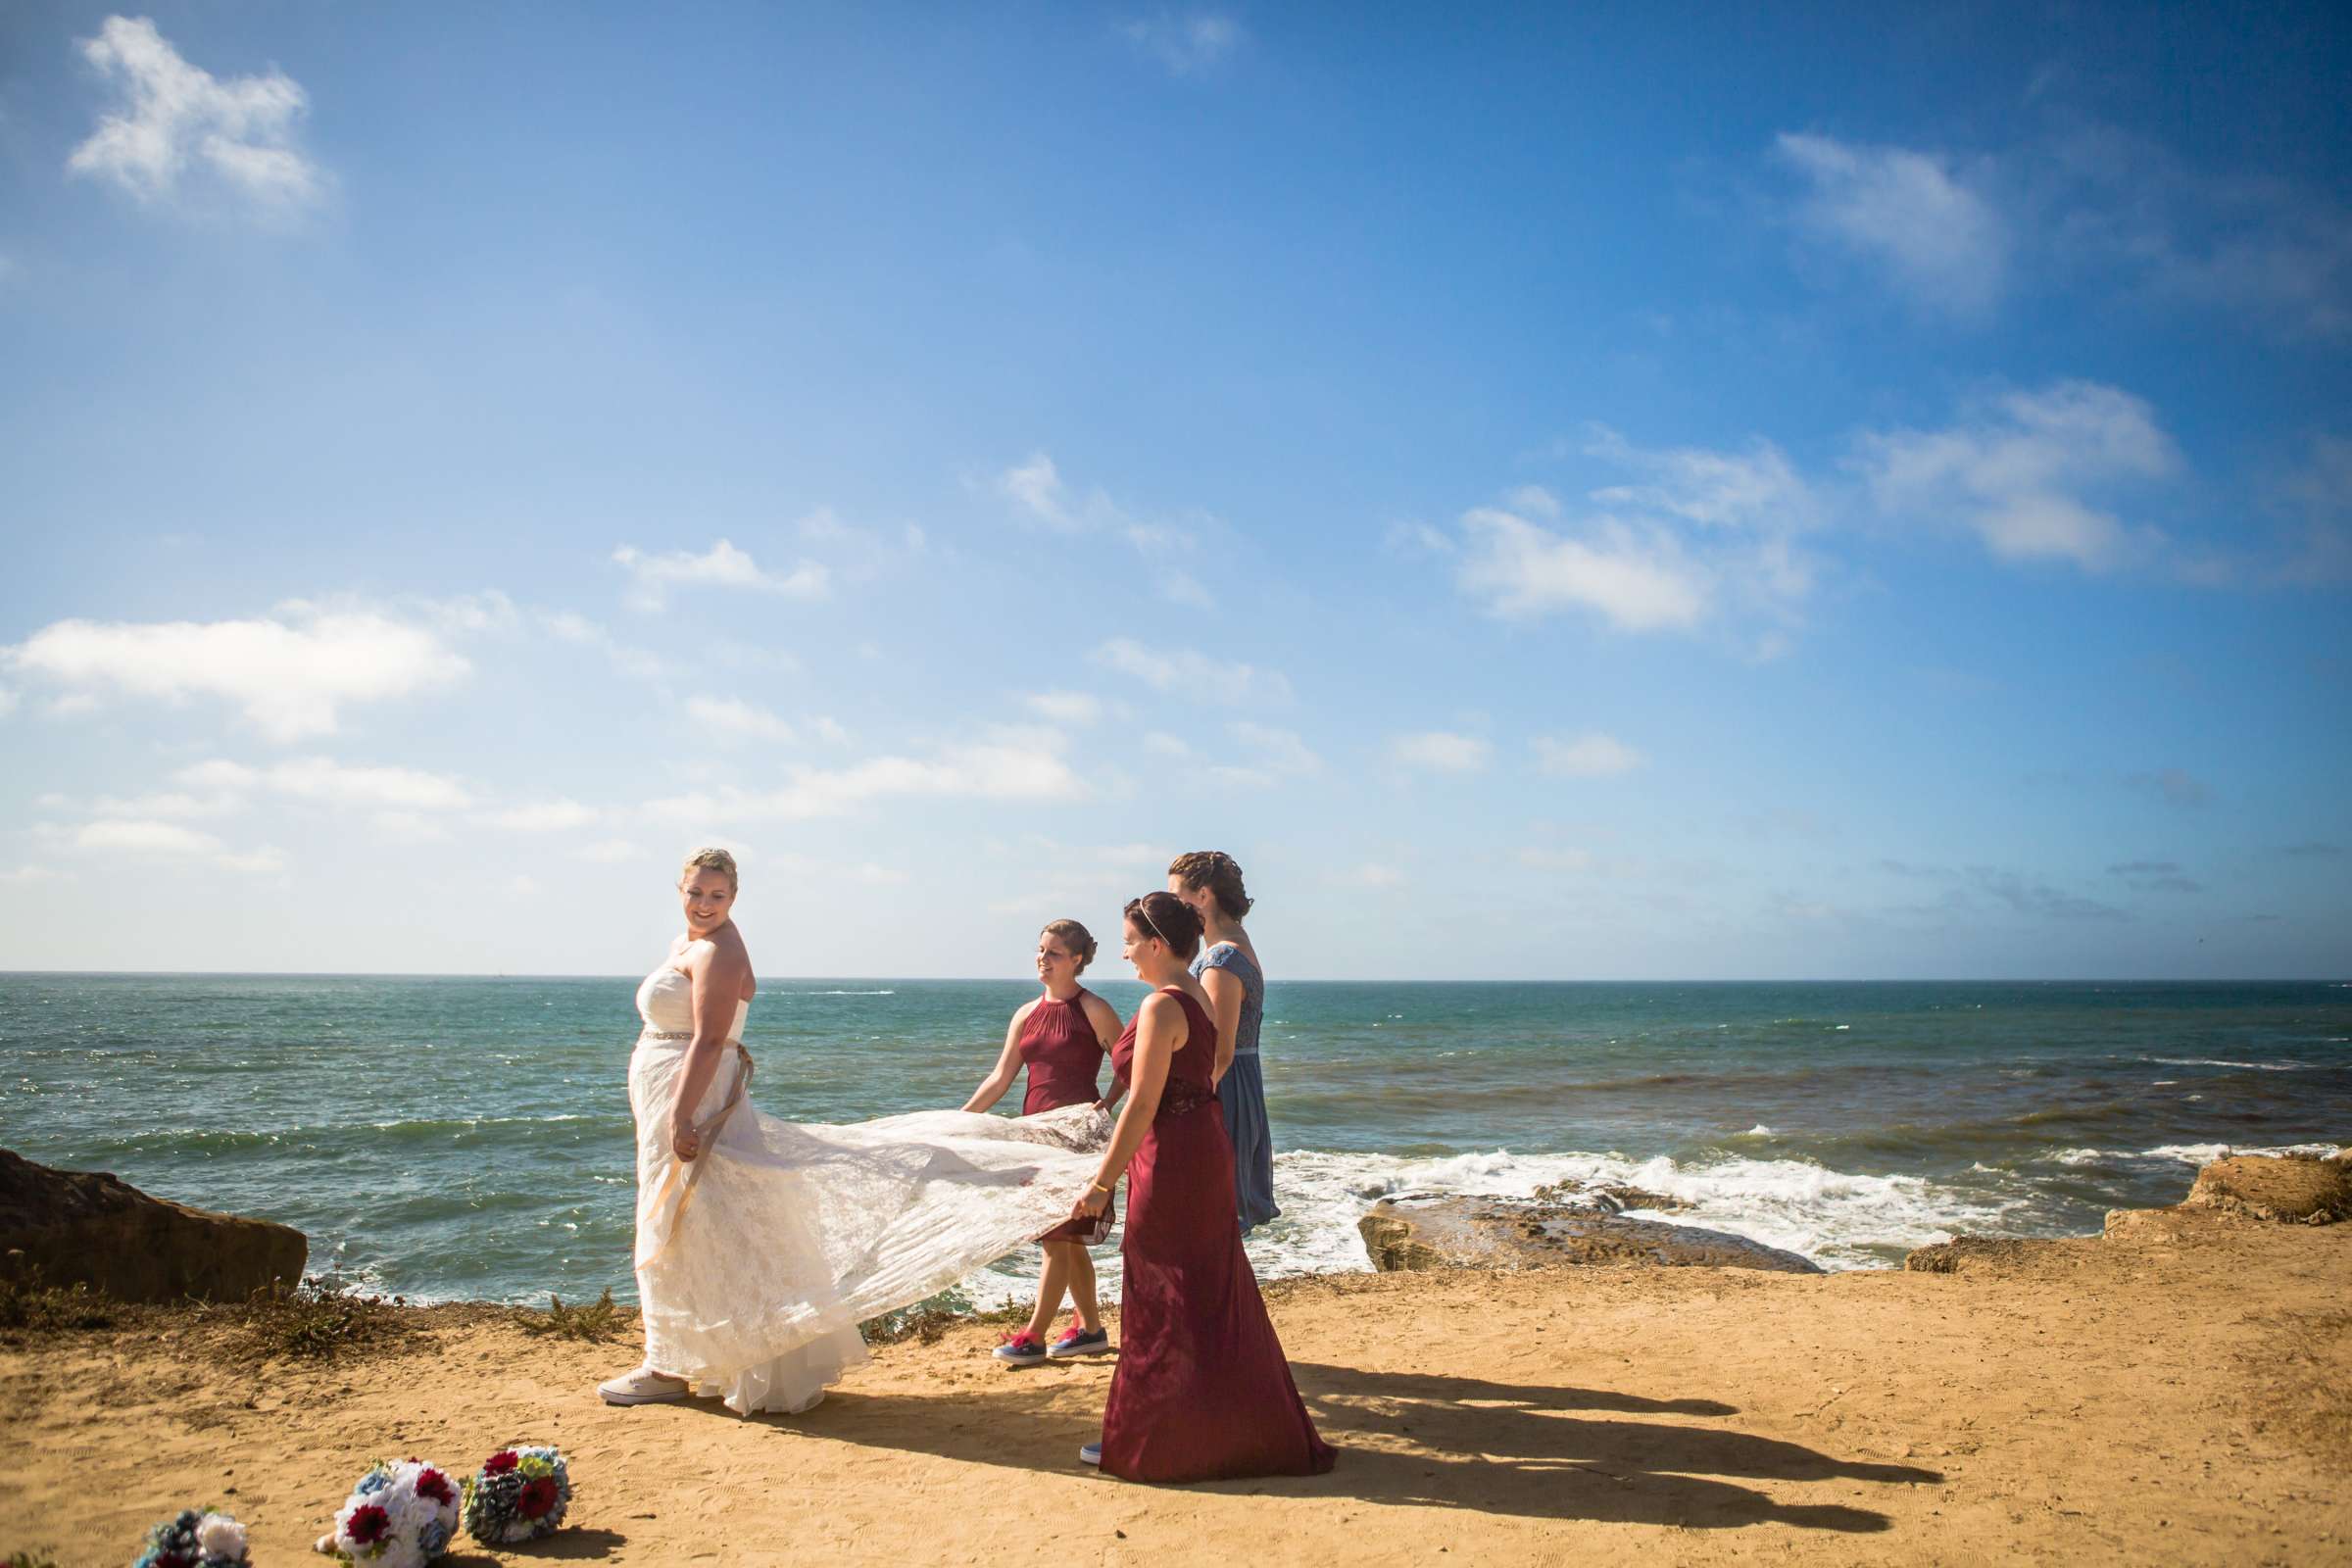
(680, 847, 739, 889)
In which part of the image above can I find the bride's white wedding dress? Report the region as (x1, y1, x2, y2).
(629, 950, 1110, 1414)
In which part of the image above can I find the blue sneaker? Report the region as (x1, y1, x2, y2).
(1079, 1442, 1102, 1467)
(1048, 1325, 1112, 1358)
(992, 1330, 1048, 1365)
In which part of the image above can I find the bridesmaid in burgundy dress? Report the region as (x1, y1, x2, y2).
(1070, 892, 1336, 1482)
(963, 919, 1124, 1362)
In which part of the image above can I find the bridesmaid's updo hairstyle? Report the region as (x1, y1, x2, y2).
(1168, 850, 1252, 919)
(1042, 918, 1098, 974)
(1124, 891, 1203, 962)
(681, 846, 739, 890)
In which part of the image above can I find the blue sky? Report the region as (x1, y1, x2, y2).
(1, 3, 2346, 979)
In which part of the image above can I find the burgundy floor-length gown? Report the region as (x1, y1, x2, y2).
(1099, 986, 1335, 1483)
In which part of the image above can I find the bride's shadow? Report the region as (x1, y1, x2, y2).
(730, 1359, 1937, 1531)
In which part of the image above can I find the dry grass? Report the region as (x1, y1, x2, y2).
(859, 1286, 1030, 1347)
(514, 1286, 630, 1343)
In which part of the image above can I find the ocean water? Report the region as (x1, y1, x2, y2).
(2, 975, 2346, 1307)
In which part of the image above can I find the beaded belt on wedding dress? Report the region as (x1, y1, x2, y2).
(635, 1032, 753, 1270)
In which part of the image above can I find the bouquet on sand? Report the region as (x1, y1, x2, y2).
(132, 1507, 251, 1567)
(462, 1446, 573, 1543)
(315, 1459, 460, 1568)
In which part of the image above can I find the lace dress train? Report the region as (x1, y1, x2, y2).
(629, 962, 1109, 1414)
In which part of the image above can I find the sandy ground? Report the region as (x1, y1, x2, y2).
(4, 1207, 2348, 1566)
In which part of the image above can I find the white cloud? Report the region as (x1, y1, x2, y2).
(998, 454, 1085, 532)
(686, 696, 796, 743)
(1161, 569, 1214, 610)
(179, 756, 472, 809)
(1026, 691, 1105, 725)
(1582, 427, 1819, 531)
(646, 735, 1089, 823)
(0, 865, 60, 884)
(1334, 863, 1406, 889)
(488, 799, 602, 833)
(1851, 380, 2178, 570)
(0, 685, 17, 717)
(1123, 12, 1243, 74)
(1534, 733, 1643, 778)
(73, 816, 281, 873)
(1389, 731, 1492, 773)
(7, 606, 468, 741)
(67, 16, 324, 211)
(82, 790, 234, 820)
(611, 539, 829, 612)
(574, 838, 647, 863)
(369, 810, 449, 844)
(1774, 131, 2008, 316)
(808, 715, 851, 745)
(1456, 507, 1709, 630)
(1092, 638, 1293, 702)
(1208, 722, 1323, 790)
(1143, 730, 1192, 760)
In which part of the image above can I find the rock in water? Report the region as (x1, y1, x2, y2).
(2182, 1152, 2352, 1225)
(0, 1149, 306, 1302)
(1358, 1194, 1822, 1274)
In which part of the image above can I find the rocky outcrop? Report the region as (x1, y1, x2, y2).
(1903, 1236, 2052, 1273)
(2181, 1151, 2352, 1225)
(1359, 1193, 1823, 1275)
(0, 1149, 306, 1302)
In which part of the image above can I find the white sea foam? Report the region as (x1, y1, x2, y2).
(1738, 1124, 1777, 1138)
(1250, 1146, 2027, 1274)
(2138, 1141, 2341, 1165)
(2146, 1056, 2304, 1072)
(798, 989, 896, 996)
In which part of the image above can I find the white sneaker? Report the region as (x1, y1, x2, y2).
(598, 1365, 691, 1405)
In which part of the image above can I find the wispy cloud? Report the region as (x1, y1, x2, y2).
(1457, 507, 1708, 630)
(645, 732, 1088, 823)
(481, 799, 599, 833)
(1025, 691, 1107, 725)
(1388, 731, 1491, 773)
(611, 539, 828, 612)
(5, 605, 469, 741)
(1774, 131, 2008, 317)
(1122, 12, 1243, 75)
(1209, 722, 1322, 790)
(1456, 426, 1820, 641)
(178, 756, 472, 809)
(1967, 866, 2128, 921)
(71, 816, 283, 874)
(1851, 380, 2177, 570)
(1533, 733, 1643, 778)
(2125, 768, 2211, 808)
(2107, 859, 2203, 894)
(1091, 638, 1292, 702)
(685, 696, 796, 743)
(68, 16, 325, 212)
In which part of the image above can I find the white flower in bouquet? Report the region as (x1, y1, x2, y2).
(197, 1512, 250, 1559)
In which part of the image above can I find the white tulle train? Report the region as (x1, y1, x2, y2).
(627, 1014, 1108, 1414)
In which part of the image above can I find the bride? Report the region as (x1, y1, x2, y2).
(599, 848, 1111, 1414)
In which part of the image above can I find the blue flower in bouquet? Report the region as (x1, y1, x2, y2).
(460, 1445, 573, 1544)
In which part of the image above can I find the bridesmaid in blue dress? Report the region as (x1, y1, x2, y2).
(1167, 851, 1279, 1233)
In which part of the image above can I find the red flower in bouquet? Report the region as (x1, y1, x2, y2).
(416, 1466, 457, 1505)
(346, 1504, 392, 1544)
(517, 1476, 561, 1519)
(484, 1449, 519, 1474)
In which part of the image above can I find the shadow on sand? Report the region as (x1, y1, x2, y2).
(706, 1357, 1938, 1532)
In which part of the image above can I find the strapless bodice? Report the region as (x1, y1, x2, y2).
(637, 960, 751, 1041)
